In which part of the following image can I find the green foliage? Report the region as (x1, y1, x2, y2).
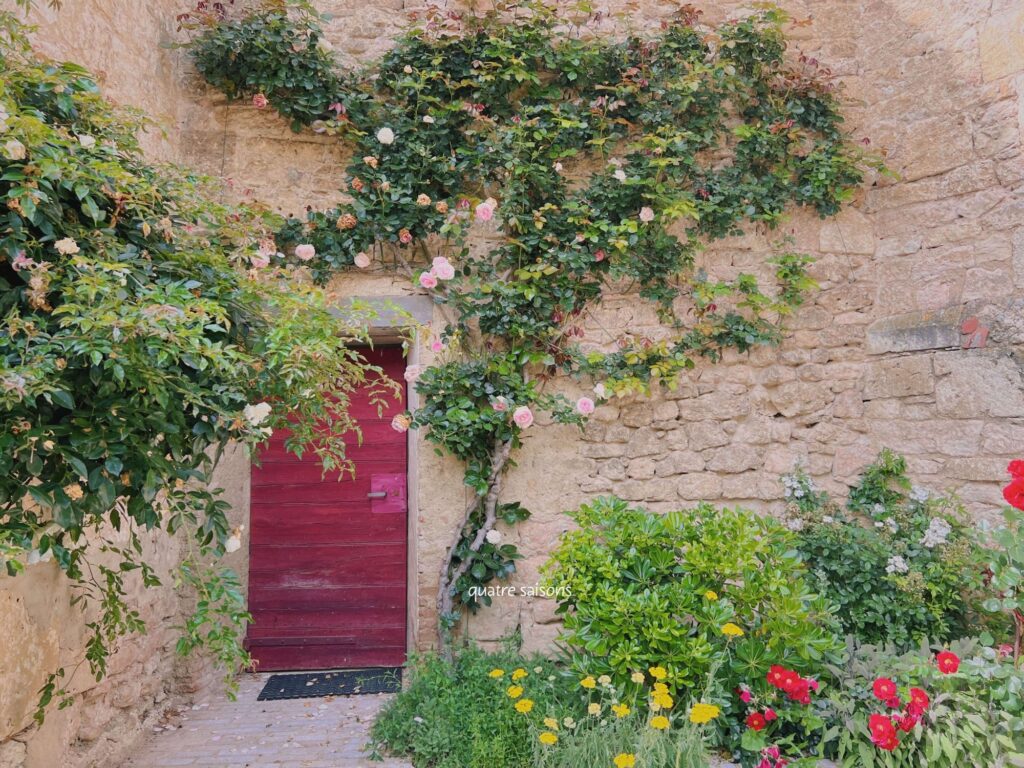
(784, 451, 989, 649)
(542, 497, 841, 707)
(820, 638, 1024, 768)
(0, 13, 386, 711)
(369, 645, 570, 768)
(183, 0, 876, 632)
(982, 506, 1024, 664)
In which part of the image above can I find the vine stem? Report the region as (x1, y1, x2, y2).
(435, 437, 514, 656)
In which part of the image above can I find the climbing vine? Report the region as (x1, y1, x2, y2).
(182, 0, 879, 646)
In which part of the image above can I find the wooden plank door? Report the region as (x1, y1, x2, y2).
(247, 346, 408, 670)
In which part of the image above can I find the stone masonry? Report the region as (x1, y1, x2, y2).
(1, 1, 1022, 766)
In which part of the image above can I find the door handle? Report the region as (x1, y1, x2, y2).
(367, 491, 388, 499)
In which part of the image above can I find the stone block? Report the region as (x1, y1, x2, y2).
(980, 7, 1024, 81)
(0, 741, 26, 768)
(706, 445, 764, 473)
(862, 356, 934, 399)
(819, 206, 876, 254)
(676, 473, 723, 501)
(655, 451, 705, 477)
(865, 306, 963, 354)
(934, 352, 1024, 418)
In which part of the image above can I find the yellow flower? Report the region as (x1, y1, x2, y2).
(631, 671, 645, 684)
(704, 590, 718, 601)
(511, 668, 528, 681)
(588, 702, 602, 715)
(538, 731, 558, 745)
(649, 666, 667, 680)
(506, 685, 524, 699)
(543, 717, 559, 730)
(653, 692, 673, 709)
(612, 703, 630, 718)
(489, 669, 505, 678)
(651, 715, 670, 730)
(721, 622, 745, 638)
(653, 682, 669, 694)
(515, 699, 534, 713)
(598, 674, 612, 685)
(649, 700, 661, 712)
(581, 676, 597, 689)
(688, 702, 721, 724)
(613, 753, 636, 768)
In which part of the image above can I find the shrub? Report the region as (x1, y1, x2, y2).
(542, 497, 841, 711)
(783, 451, 989, 648)
(820, 638, 1024, 767)
(370, 645, 571, 768)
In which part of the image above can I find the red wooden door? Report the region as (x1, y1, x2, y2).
(247, 346, 408, 670)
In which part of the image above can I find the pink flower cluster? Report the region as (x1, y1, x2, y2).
(755, 744, 788, 768)
(419, 256, 456, 289)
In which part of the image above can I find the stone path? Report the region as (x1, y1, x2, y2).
(120, 673, 411, 768)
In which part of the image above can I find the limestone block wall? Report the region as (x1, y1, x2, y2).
(177, 0, 1024, 651)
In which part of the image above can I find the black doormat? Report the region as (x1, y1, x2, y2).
(257, 667, 402, 701)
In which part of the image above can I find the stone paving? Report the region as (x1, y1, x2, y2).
(120, 673, 411, 768)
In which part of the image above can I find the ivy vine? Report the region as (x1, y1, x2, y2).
(182, 0, 880, 648)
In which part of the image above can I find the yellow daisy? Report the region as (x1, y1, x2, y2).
(538, 731, 558, 745)
(515, 698, 534, 713)
(543, 717, 559, 730)
(581, 676, 597, 689)
(489, 669, 505, 678)
(506, 685, 524, 699)
(612, 703, 630, 718)
(649, 666, 667, 680)
(613, 754, 636, 768)
(704, 590, 718, 601)
(511, 668, 528, 681)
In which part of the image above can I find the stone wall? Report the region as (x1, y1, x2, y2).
(177, 0, 1023, 651)
(0, 5, 251, 768)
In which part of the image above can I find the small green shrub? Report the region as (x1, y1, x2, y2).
(542, 497, 841, 708)
(820, 638, 1024, 768)
(784, 451, 989, 649)
(370, 645, 571, 768)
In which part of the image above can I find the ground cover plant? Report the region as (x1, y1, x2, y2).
(180, 0, 879, 647)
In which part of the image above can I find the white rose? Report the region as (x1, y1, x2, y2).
(4, 139, 26, 160)
(243, 402, 272, 426)
(376, 127, 395, 145)
(485, 529, 502, 544)
(225, 535, 242, 553)
(78, 134, 96, 149)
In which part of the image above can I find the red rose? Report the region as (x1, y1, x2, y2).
(746, 712, 767, 731)
(869, 714, 900, 751)
(897, 712, 919, 733)
(1008, 459, 1024, 479)
(936, 651, 960, 674)
(1003, 478, 1024, 511)
(767, 665, 787, 689)
(908, 687, 929, 714)
(872, 677, 897, 702)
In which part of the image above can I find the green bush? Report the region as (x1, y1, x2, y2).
(784, 451, 989, 649)
(542, 497, 841, 708)
(820, 638, 1024, 768)
(370, 645, 571, 768)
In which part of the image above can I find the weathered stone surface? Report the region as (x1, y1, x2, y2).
(863, 356, 934, 399)
(865, 306, 963, 354)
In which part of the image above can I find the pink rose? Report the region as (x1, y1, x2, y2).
(399, 228, 413, 244)
(250, 252, 270, 269)
(403, 365, 423, 383)
(432, 256, 456, 280)
(419, 271, 438, 289)
(354, 252, 371, 268)
(512, 406, 533, 428)
(575, 397, 595, 415)
(639, 206, 655, 223)
(594, 249, 606, 262)
(295, 244, 316, 261)
(475, 198, 496, 222)
(11, 251, 37, 271)
(491, 396, 509, 412)
(430, 339, 444, 353)
(252, 93, 269, 109)
(390, 413, 411, 433)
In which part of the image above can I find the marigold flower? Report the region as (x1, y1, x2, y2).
(648, 666, 667, 680)
(538, 731, 557, 745)
(650, 714, 669, 730)
(580, 676, 597, 689)
(653, 692, 673, 709)
(514, 698, 534, 713)
(488, 669, 504, 678)
(721, 622, 745, 637)
(688, 702, 720, 724)
(511, 668, 527, 681)
(613, 754, 636, 768)
(506, 685, 523, 699)
(704, 590, 718, 601)
(612, 703, 630, 718)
